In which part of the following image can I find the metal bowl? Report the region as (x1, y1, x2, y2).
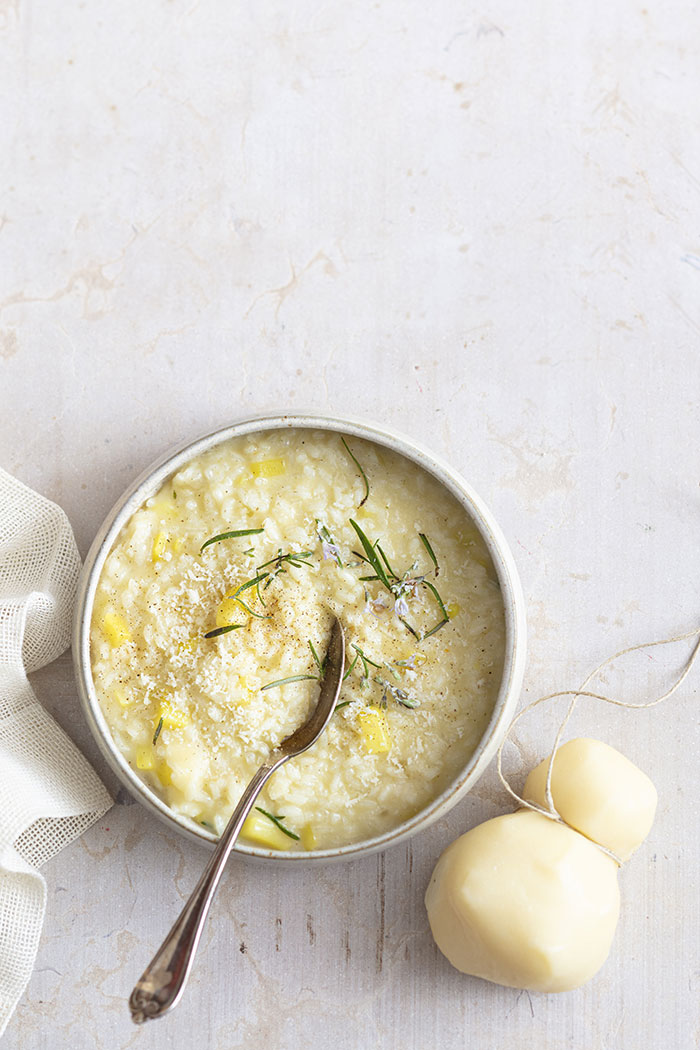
(73, 413, 526, 862)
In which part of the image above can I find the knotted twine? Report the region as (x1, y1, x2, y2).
(497, 626, 700, 865)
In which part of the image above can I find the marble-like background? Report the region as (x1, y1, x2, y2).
(1, 1, 699, 1047)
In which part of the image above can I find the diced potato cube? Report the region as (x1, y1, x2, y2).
(136, 747, 154, 770)
(156, 761, 173, 787)
(152, 531, 169, 562)
(358, 708, 391, 754)
(446, 602, 461, 620)
(103, 611, 131, 647)
(216, 597, 241, 628)
(114, 686, 132, 708)
(250, 458, 286, 478)
(240, 811, 294, 851)
(300, 824, 317, 851)
(157, 700, 189, 730)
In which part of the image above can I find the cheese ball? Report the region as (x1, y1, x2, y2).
(523, 737, 657, 862)
(425, 810, 620, 992)
(425, 738, 657, 992)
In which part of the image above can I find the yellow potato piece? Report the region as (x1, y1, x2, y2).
(114, 686, 132, 708)
(156, 761, 173, 787)
(250, 457, 286, 478)
(152, 531, 169, 562)
(135, 747, 154, 770)
(300, 825, 317, 851)
(102, 611, 131, 647)
(216, 596, 241, 628)
(157, 700, 190, 730)
(240, 811, 294, 851)
(358, 708, 391, 754)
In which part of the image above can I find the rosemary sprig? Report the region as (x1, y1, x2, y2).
(204, 624, 245, 639)
(261, 674, 318, 691)
(349, 520, 392, 589)
(422, 579, 448, 620)
(376, 543, 398, 580)
(254, 807, 300, 841)
(351, 520, 450, 641)
(257, 549, 314, 588)
(257, 549, 314, 571)
(399, 617, 421, 640)
(308, 639, 325, 674)
(342, 651, 359, 681)
(422, 617, 449, 639)
(341, 437, 369, 506)
(419, 532, 439, 575)
(152, 716, 164, 745)
(374, 675, 420, 709)
(335, 700, 352, 711)
(351, 643, 381, 687)
(226, 573, 272, 619)
(200, 528, 264, 554)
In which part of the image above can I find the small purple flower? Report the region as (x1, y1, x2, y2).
(394, 595, 410, 618)
(322, 541, 341, 564)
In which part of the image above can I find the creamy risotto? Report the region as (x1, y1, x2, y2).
(91, 429, 505, 850)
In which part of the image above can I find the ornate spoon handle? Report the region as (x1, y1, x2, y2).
(129, 762, 277, 1023)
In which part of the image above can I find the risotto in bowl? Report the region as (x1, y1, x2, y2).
(74, 415, 526, 861)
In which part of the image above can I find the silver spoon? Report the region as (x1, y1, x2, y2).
(128, 616, 345, 1024)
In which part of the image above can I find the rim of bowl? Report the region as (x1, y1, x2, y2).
(73, 412, 527, 863)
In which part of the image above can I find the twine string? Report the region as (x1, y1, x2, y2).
(496, 626, 700, 866)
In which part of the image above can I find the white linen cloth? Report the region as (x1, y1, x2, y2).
(0, 468, 112, 1037)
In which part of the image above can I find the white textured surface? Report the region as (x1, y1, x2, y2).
(1, 0, 699, 1047)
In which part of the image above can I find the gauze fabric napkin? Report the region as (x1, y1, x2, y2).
(0, 468, 111, 1036)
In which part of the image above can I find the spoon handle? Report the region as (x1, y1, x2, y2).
(128, 762, 277, 1023)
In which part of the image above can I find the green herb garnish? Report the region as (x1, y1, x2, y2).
(342, 651, 359, 681)
(225, 573, 273, 619)
(422, 618, 449, 639)
(351, 520, 450, 640)
(261, 674, 318, 691)
(200, 528, 264, 554)
(204, 624, 245, 639)
(421, 579, 448, 620)
(257, 549, 314, 587)
(374, 675, 420, 709)
(308, 639, 325, 674)
(334, 700, 352, 711)
(152, 716, 164, 745)
(419, 533, 439, 575)
(254, 807, 300, 840)
(351, 643, 381, 688)
(341, 437, 370, 506)
(349, 520, 392, 589)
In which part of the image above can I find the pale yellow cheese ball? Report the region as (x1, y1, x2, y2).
(425, 810, 620, 992)
(425, 738, 657, 992)
(523, 737, 657, 862)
